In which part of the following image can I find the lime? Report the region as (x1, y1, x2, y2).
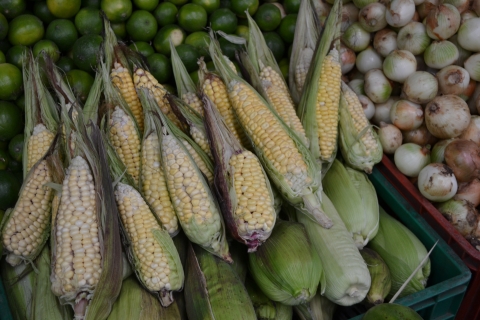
(0, 101, 22, 140)
(178, 4, 208, 33)
(166, 0, 188, 6)
(65, 69, 94, 103)
(75, 7, 102, 35)
(0, 64, 22, 101)
(14, 94, 24, 112)
(0, 50, 5, 63)
(210, 8, 237, 34)
(134, 0, 159, 11)
(0, 140, 6, 149)
(175, 43, 200, 73)
(218, 36, 240, 59)
(0, 171, 21, 209)
(47, 0, 81, 18)
(126, 10, 158, 42)
(0, 40, 10, 53)
(147, 53, 172, 83)
(263, 31, 285, 61)
(101, 0, 132, 22)
(162, 83, 176, 94)
(0, 13, 8, 40)
(8, 157, 21, 172)
(277, 14, 297, 44)
(192, 0, 220, 14)
(0, 0, 26, 19)
(46, 19, 78, 52)
(8, 134, 23, 162)
(153, 24, 186, 56)
(0, 149, 9, 170)
(254, 4, 281, 32)
(6, 45, 27, 69)
(278, 57, 288, 79)
(237, 17, 248, 26)
(33, 39, 60, 62)
(153, 2, 177, 27)
(219, 0, 231, 9)
(82, 0, 100, 7)
(185, 31, 210, 59)
(56, 56, 76, 73)
(33, 1, 56, 24)
(231, 0, 258, 18)
(206, 60, 215, 71)
(235, 25, 249, 41)
(129, 41, 155, 57)
(8, 14, 44, 46)
(72, 34, 103, 72)
(283, 0, 300, 14)
(190, 69, 199, 85)
(111, 22, 127, 39)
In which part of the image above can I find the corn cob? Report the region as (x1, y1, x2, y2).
(2, 160, 53, 266)
(179, 137, 214, 184)
(26, 124, 55, 172)
(111, 61, 144, 132)
(295, 48, 315, 94)
(182, 92, 204, 116)
(189, 125, 212, 159)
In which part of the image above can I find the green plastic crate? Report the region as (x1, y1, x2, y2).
(346, 168, 471, 320)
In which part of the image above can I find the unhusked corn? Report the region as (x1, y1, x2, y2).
(180, 139, 213, 184)
(182, 92, 204, 117)
(230, 151, 275, 235)
(111, 62, 144, 132)
(295, 48, 314, 93)
(109, 106, 141, 185)
(189, 125, 213, 160)
(27, 124, 54, 172)
(52, 156, 102, 295)
(141, 133, 178, 235)
(115, 183, 174, 291)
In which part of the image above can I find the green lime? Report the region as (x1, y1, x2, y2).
(231, 0, 258, 18)
(237, 17, 248, 26)
(7, 157, 21, 171)
(33, 1, 56, 24)
(0, 170, 21, 209)
(0, 13, 8, 40)
(111, 22, 126, 39)
(178, 4, 208, 33)
(14, 94, 24, 112)
(0, 64, 22, 101)
(101, 0, 132, 22)
(283, 0, 300, 14)
(46, 19, 78, 52)
(192, 0, 220, 14)
(0, 149, 9, 170)
(185, 31, 210, 58)
(134, 0, 159, 11)
(47, 0, 81, 18)
(0, 40, 10, 53)
(0, 50, 5, 63)
(277, 14, 296, 44)
(218, 36, 240, 59)
(8, 134, 23, 162)
(162, 83, 176, 94)
(56, 56, 76, 73)
(254, 3, 281, 32)
(0, 140, 6, 150)
(210, 8, 237, 34)
(129, 41, 155, 57)
(175, 43, 200, 73)
(166, 0, 188, 6)
(190, 69, 199, 86)
(235, 25, 249, 41)
(153, 24, 186, 56)
(153, 2, 177, 27)
(65, 69, 94, 103)
(0, 0, 26, 19)
(6, 45, 27, 69)
(82, 0, 100, 7)
(147, 53, 172, 83)
(75, 7, 102, 35)
(263, 31, 285, 61)
(8, 14, 44, 46)
(278, 57, 288, 79)
(219, 0, 231, 9)
(72, 34, 103, 72)
(126, 10, 158, 41)
(33, 39, 60, 62)
(206, 60, 215, 71)
(0, 101, 23, 140)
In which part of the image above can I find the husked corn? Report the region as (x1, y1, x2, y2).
(180, 139, 213, 184)
(189, 125, 213, 160)
(182, 92, 204, 117)
(27, 124, 54, 171)
(295, 48, 314, 93)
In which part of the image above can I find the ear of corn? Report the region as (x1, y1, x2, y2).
(245, 277, 294, 320)
(293, 290, 336, 320)
(360, 247, 392, 305)
(338, 82, 383, 173)
(296, 192, 372, 306)
(229, 240, 249, 283)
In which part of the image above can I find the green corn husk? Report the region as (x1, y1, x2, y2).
(277, 302, 294, 320)
(248, 220, 324, 305)
(360, 247, 392, 305)
(184, 243, 256, 320)
(323, 159, 379, 249)
(245, 276, 293, 320)
(229, 241, 249, 283)
(293, 290, 336, 320)
(296, 193, 371, 306)
(173, 229, 189, 268)
(368, 208, 431, 298)
(107, 277, 182, 320)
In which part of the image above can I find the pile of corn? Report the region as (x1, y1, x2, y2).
(0, 3, 432, 320)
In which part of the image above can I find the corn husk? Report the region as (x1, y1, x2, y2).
(245, 276, 293, 319)
(248, 220, 323, 305)
(323, 159, 379, 248)
(293, 290, 336, 320)
(184, 243, 256, 320)
(360, 247, 392, 305)
(368, 208, 430, 298)
(297, 193, 371, 306)
(229, 241, 249, 283)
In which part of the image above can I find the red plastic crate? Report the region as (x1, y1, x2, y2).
(377, 154, 480, 320)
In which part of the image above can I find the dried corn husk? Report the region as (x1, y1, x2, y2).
(294, 290, 336, 320)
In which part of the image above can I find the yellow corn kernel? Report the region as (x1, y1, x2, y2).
(189, 125, 213, 160)
(295, 48, 314, 94)
(182, 92, 204, 117)
(27, 124, 55, 172)
(180, 139, 213, 184)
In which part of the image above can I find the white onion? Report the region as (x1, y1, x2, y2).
(459, 79, 476, 102)
(352, 0, 378, 9)
(468, 83, 480, 115)
(377, 122, 403, 154)
(348, 79, 365, 95)
(464, 53, 480, 82)
(396, 22, 431, 55)
(394, 143, 431, 177)
(358, 94, 375, 119)
(340, 44, 356, 75)
(431, 138, 456, 163)
(436, 65, 470, 96)
(426, 4, 461, 40)
(455, 179, 480, 207)
(402, 71, 438, 104)
(386, 0, 416, 27)
(424, 41, 459, 69)
(355, 47, 383, 74)
(418, 163, 458, 202)
(457, 18, 480, 52)
(382, 50, 417, 83)
(402, 124, 438, 146)
(425, 95, 471, 139)
(461, 10, 478, 24)
(417, 0, 440, 19)
(444, 139, 480, 182)
(364, 69, 392, 103)
(448, 34, 472, 67)
(359, 3, 387, 32)
(313, 0, 331, 24)
(341, 3, 359, 32)
(373, 29, 398, 57)
(459, 116, 480, 144)
(373, 97, 398, 125)
(390, 99, 424, 130)
(443, 0, 470, 14)
(342, 22, 371, 52)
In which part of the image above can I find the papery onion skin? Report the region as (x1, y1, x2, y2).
(425, 95, 471, 139)
(437, 65, 470, 96)
(402, 124, 438, 146)
(378, 122, 403, 154)
(359, 3, 388, 32)
(457, 18, 480, 52)
(455, 179, 480, 207)
(448, 34, 472, 67)
(356, 46, 384, 74)
(423, 40, 459, 69)
(373, 29, 398, 57)
(431, 138, 456, 163)
(459, 79, 476, 102)
(383, 50, 417, 83)
(386, 0, 416, 27)
(364, 69, 393, 103)
(417, 0, 440, 19)
(394, 143, 431, 177)
(443, 0, 470, 14)
(426, 4, 461, 40)
(397, 22, 431, 55)
(402, 71, 439, 104)
(459, 115, 480, 145)
(461, 10, 478, 24)
(468, 84, 480, 115)
(464, 53, 480, 82)
(437, 199, 479, 236)
(444, 139, 480, 182)
(342, 22, 371, 52)
(341, 3, 359, 32)
(359, 94, 375, 119)
(418, 163, 458, 202)
(341, 44, 356, 74)
(390, 100, 424, 130)
(373, 97, 398, 125)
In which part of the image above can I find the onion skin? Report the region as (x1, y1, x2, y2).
(383, 50, 417, 83)
(402, 71, 438, 104)
(444, 139, 480, 182)
(423, 40, 459, 69)
(364, 69, 393, 103)
(425, 95, 471, 139)
(342, 22, 371, 52)
(348, 79, 365, 95)
(373, 28, 398, 57)
(373, 97, 398, 125)
(426, 4, 461, 40)
(356, 46, 383, 74)
(437, 199, 479, 237)
(402, 124, 438, 146)
(464, 53, 480, 82)
(397, 22, 431, 55)
(341, 3, 359, 32)
(431, 138, 456, 163)
(455, 178, 480, 207)
(359, 3, 388, 32)
(459, 116, 480, 145)
(386, 0, 416, 27)
(377, 122, 403, 154)
(390, 100, 424, 130)
(436, 65, 470, 96)
(459, 79, 476, 102)
(394, 143, 431, 177)
(457, 18, 480, 52)
(359, 95, 375, 119)
(418, 163, 458, 202)
(340, 44, 356, 74)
